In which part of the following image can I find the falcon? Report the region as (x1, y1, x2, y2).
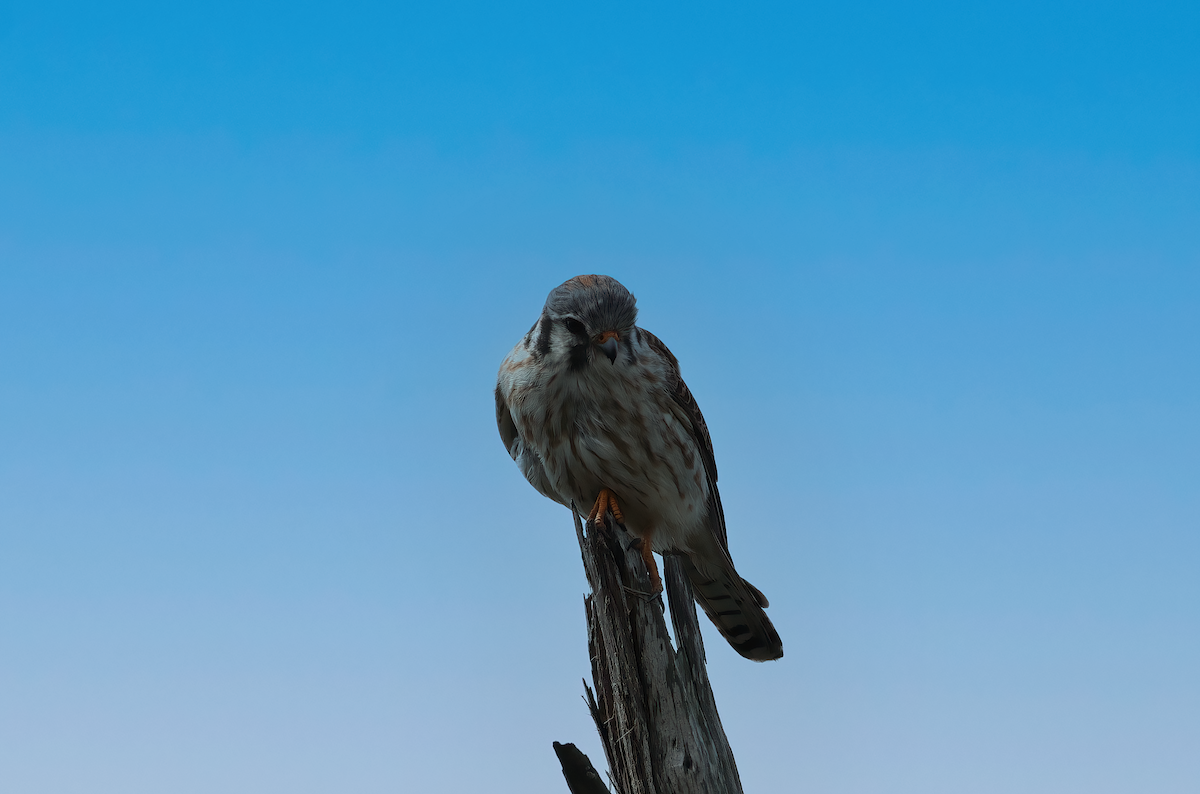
(495, 275, 783, 662)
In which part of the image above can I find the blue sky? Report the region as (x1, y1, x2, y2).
(1, 2, 1197, 792)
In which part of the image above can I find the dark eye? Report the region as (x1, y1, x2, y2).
(563, 317, 586, 336)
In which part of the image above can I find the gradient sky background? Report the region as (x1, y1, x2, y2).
(2, 2, 1198, 792)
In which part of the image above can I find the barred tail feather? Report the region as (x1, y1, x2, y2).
(682, 556, 783, 662)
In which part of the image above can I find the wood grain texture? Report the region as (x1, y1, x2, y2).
(563, 506, 744, 794)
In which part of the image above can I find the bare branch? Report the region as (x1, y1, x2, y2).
(555, 506, 743, 794)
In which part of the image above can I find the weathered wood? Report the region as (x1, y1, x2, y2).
(662, 554, 742, 786)
(559, 506, 744, 794)
(576, 509, 657, 794)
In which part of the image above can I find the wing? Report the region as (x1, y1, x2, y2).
(495, 383, 521, 461)
(638, 328, 729, 553)
(495, 379, 561, 504)
(641, 328, 780, 658)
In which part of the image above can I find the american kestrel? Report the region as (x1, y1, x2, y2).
(495, 275, 783, 662)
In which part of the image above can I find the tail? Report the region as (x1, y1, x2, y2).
(681, 554, 783, 662)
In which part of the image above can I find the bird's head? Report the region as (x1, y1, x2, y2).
(539, 275, 638, 371)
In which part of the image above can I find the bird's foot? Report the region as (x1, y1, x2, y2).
(587, 489, 660, 594)
(627, 536, 663, 595)
(586, 487, 625, 529)
(640, 541, 663, 594)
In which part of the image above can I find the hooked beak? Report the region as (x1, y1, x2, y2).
(596, 330, 619, 364)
